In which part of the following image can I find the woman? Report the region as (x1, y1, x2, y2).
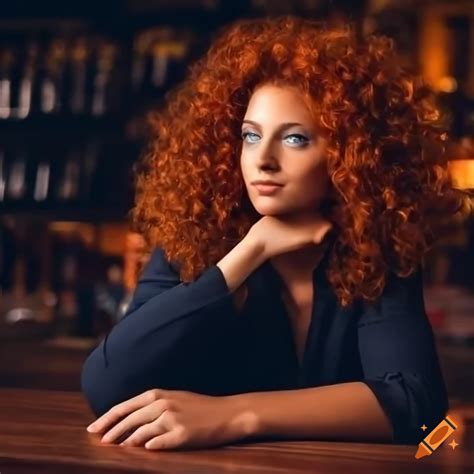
(81, 16, 464, 450)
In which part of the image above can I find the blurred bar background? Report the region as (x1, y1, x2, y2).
(0, 0, 472, 416)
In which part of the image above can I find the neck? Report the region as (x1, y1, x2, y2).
(269, 239, 331, 285)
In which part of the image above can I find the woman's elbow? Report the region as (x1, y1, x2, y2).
(400, 373, 450, 445)
(364, 371, 450, 445)
(422, 382, 450, 432)
(81, 351, 108, 417)
(80, 343, 128, 417)
(80, 343, 173, 417)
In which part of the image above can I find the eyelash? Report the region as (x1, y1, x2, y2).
(241, 132, 310, 146)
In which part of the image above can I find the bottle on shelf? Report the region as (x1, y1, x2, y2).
(50, 228, 83, 336)
(68, 36, 90, 116)
(40, 38, 67, 115)
(91, 38, 119, 117)
(14, 39, 39, 119)
(0, 219, 55, 335)
(0, 43, 15, 119)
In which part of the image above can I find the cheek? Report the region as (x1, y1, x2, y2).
(240, 155, 249, 183)
(239, 153, 249, 176)
(291, 164, 328, 199)
(292, 162, 320, 185)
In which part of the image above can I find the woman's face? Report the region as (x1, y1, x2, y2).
(240, 84, 330, 218)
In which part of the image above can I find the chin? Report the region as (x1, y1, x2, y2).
(252, 203, 289, 216)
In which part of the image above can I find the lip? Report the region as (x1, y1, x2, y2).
(251, 180, 283, 186)
(253, 183, 283, 195)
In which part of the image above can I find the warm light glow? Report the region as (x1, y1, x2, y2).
(124, 232, 146, 291)
(97, 223, 128, 256)
(48, 221, 129, 255)
(438, 76, 458, 93)
(48, 221, 96, 247)
(448, 159, 474, 189)
(419, 12, 449, 91)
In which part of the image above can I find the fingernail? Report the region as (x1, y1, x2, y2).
(86, 424, 96, 432)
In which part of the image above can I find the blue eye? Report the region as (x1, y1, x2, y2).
(241, 132, 260, 143)
(285, 134, 309, 146)
(241, 131, 310, 147)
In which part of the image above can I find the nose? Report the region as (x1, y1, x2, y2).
(254, 140, 280, 171)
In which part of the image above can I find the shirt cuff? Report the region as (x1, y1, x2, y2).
(362, 372, 413, 444)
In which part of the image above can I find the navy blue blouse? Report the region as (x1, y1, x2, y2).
(81, 239, 448, 445)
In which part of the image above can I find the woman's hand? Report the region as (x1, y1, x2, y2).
(247, 214, 334, 259)
(86, 389, 256, 450)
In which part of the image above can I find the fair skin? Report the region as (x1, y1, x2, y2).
(86, 84, 393, 450)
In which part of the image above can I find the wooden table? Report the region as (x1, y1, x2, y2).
(0, 389, 472, 474)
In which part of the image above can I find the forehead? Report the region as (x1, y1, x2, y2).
(245, 84, 313, 122)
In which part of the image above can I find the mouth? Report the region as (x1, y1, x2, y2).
(252, 183, 284, 195)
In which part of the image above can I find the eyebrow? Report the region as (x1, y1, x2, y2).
(241, 120, 304, 132)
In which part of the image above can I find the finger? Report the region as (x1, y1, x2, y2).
(145, 431, 182, 450)
(100, 402, 161, 443)
(120, 420, 167, 447)
(87, 389, 164, 434)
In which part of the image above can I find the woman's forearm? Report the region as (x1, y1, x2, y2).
(216, 235, 266, 293)
(228, 382, 394, 443)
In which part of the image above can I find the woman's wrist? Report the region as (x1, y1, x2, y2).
(216, 234, 266, 293)
(224, 392, 260, 439)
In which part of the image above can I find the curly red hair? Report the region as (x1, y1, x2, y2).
(130, 15, 465, 308)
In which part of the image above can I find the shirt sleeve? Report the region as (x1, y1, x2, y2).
(357, 265, 449, 445)
(80, 247, 238, 417)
